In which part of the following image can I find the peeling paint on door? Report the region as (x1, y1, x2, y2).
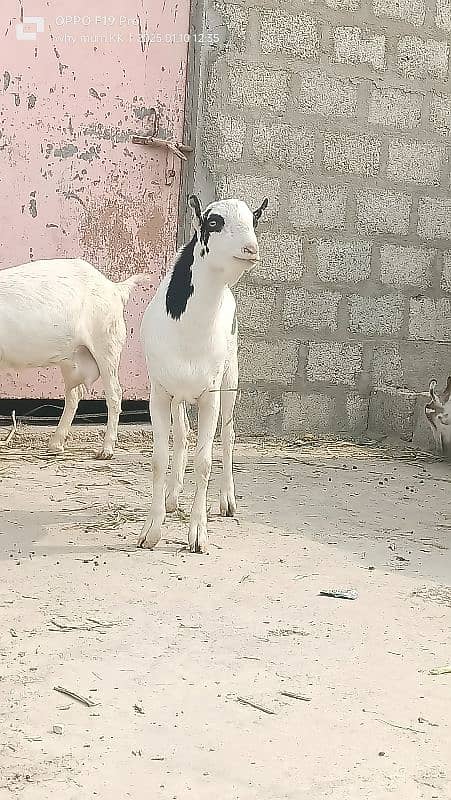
(0, 1, 191, 399)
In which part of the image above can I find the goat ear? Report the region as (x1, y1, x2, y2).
(253, 197, 269, 227)
(188, 194, 202, 229)
(444, 375, 451, 402)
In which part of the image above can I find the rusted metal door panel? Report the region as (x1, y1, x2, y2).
(0, 2, 191, 399)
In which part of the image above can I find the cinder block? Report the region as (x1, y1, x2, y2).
(380, 244, 435, 288)
(409, 297, 451, 340)
(253, 231, 304, 282)
(227, 64, 289, 113)
(372, 0, 425, 26)
(371, 345, 403, 389)
(323, 133, 381, 177)
(214, 2, 248, 52)
(356, 189, 412, 235)
(346, 393, 369, 433)
(316, 239, 372, 282)
(325, 0, 360, 8)
(397, 36, 449, 81)
(239, 340, 300, 383)
(417, 197, 451, 239)
(400, 342, 451, 391)
(293, 70, 358, 118)
(205, 114, 246, 162)
(283, 392, 336, 434)
(368, 389, 417, 439)
(234, 285, 277, 333)
(440, 251, 451, 291)
(235, 391, 283, 436)
(333, 27, 386, 70)
(307, 342, 362, 386)
(283, 288, 341, 331)
(368, 87, 422, 130)
(436, 0, 451, 31)
(251, 122, 316, 170)
(216, 175, 280, 221)
(387, 139, 445, 186)
(349, 293, 405, 336)
(260, 10, 319, 60)
(429, 94, 451, 135)
(289, 183, 348, 230)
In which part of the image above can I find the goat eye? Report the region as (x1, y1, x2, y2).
(209, 220, 218, 229)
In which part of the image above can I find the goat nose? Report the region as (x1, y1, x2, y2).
(243, 243, 258, 256)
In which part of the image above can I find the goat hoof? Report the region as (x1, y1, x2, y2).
(188, 521, 208, 554)
(48, 440, 65, 454)
(165, 492, 180, 513)
(137, 519, 162, 550)
(95, 449, 113, 460)
(220, 492, 237, 517)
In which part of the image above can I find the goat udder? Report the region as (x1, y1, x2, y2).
(64, 346, 100, 390)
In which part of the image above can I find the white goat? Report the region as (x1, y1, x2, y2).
(138, 195, 268, 553)
(0, 258, 143, 458)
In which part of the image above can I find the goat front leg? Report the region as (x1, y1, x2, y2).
(220, 351, 238, 517)
(166, 400, 190, 512)
(189, 391, 220, 554)
(138, 384, 172, 549)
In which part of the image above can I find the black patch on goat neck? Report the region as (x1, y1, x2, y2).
(200, 212, 225, 255)
(166, 233, 196, 320)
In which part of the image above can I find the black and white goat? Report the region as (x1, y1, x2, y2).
(138, 195, 268, 553)
(0, 258, 143, 458)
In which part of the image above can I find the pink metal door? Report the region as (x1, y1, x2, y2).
(0, 1, 191, 399)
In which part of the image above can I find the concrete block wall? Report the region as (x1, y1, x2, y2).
(192, 0, 451, 441)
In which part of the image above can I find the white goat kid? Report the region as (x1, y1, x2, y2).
(138, 195, 268, 553)
(0, 258, 142, 458)
(425, 377, 451, 458)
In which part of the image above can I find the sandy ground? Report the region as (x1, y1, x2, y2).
(0, 427, 450, 800)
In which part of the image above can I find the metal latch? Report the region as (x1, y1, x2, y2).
(132, 134, 193, 162)
(132, 108, 192, 184)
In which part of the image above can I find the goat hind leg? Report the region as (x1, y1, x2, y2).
(48, 368, 84, 454)
(166, 400, 190, 512)
(95, 346, 123, 460)
(189, 392, 220, 554)
(220, 353, 238, 517)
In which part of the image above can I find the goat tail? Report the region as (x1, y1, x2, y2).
(116, 273, 152, 306)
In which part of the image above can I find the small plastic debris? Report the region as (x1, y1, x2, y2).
(319, 588, 358, 600)
(52, 724, 63, 735)
(429, 666, 451, 675)
(280, 691, 311, 702)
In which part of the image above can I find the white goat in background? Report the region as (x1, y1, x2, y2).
(0, 259, 144, 458)
(139, 194, 268, 553)
(425, 377, 451, 458)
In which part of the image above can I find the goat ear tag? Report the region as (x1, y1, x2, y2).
(253, 197, 269, 227)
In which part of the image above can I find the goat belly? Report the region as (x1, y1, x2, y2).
(151, 360, 225, 404)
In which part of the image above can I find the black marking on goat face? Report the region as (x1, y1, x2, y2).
(166, 233, 196, 320)
(199, 212, 225, 256)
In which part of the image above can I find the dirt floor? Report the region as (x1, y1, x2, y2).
(0, 427, 450, 799)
